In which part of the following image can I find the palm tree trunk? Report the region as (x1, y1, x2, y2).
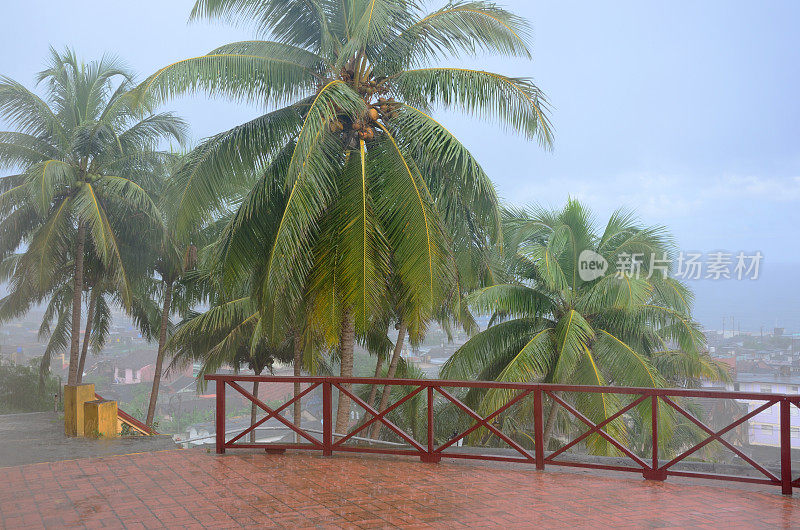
(67, 222, 86, 386)
(293, 333, 302, 443)
(365, 354, 383, 410)
(146, 280, 173, 428)
(250, 369, 261, 443)
(335, 311, 355, 438)
(76, 288, 97, 384)
(542, 398, 560, 449)
(38, 352, 51, 394)
(370, 321, 406, 440)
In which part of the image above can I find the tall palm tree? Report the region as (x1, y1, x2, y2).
(442, 201, 729, 452)
(139, 157, 212, 428)
(0, 48, 187, 385)
(137, 0, 551, 434)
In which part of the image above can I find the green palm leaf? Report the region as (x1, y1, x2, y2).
(377, 1, 532, 74)
(137, 53, 316, 107)
(370, 122, 452, 330)
(387, 67, 552, 144)
(190, 0, 335, 56)
(261, 82, 366, 323)
(387, 102, 500, 235)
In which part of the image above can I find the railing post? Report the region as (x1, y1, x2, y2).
(643, 393, 666, 481)
(651, 394, 658, 471)
(215, 380, 225, 454)
(322, 381, 333, 456)
(781, 398, 792, 495)
(427, 386, 434, 453)
(534, 387, 544, 470)
(420, 385, 440, 463)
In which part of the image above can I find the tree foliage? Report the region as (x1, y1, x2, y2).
(442, 201, 730, 454)
(136, 0, 551, 352)
(0, 48, 186, 385)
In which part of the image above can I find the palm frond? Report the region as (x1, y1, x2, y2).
(170, 103, 305, 234)
(377, 1, 532, 74)
(386, 67, 552, 145)
(370, 121, 452, 330)
(136, 52, 317, 108)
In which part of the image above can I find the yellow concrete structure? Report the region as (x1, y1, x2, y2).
(64, 383, 95, 436)
(84, 399, 118, 438)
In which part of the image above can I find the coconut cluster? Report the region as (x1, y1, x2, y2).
(323, 59, 402, 147)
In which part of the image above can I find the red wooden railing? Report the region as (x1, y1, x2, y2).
(204, 375, 800, 495)
(95, 392, 158, 435)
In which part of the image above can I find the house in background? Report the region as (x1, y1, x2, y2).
(112, 349, 191, 385)
(736, 373, 800, 449)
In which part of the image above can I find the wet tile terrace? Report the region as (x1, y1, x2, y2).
(2, 448, 800, 528)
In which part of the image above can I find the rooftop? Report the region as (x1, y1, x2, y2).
(2, 448, 799, 527)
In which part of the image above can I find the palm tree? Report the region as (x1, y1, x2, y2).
(442, 201, 729, 453)
(140, 157, 212, 428)
(136, 0, 550, 435)
(0, 48, 186, 386)
(167, 292, 297, 442)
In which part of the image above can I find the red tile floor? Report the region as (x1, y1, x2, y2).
(2, 448, 800, 528)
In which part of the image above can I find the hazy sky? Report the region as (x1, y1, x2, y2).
(1, 0, 798, 330)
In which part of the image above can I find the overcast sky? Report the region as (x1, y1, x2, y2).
(1, 0, 798, 330)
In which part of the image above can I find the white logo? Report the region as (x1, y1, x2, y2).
(578, 250, 608, 281)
